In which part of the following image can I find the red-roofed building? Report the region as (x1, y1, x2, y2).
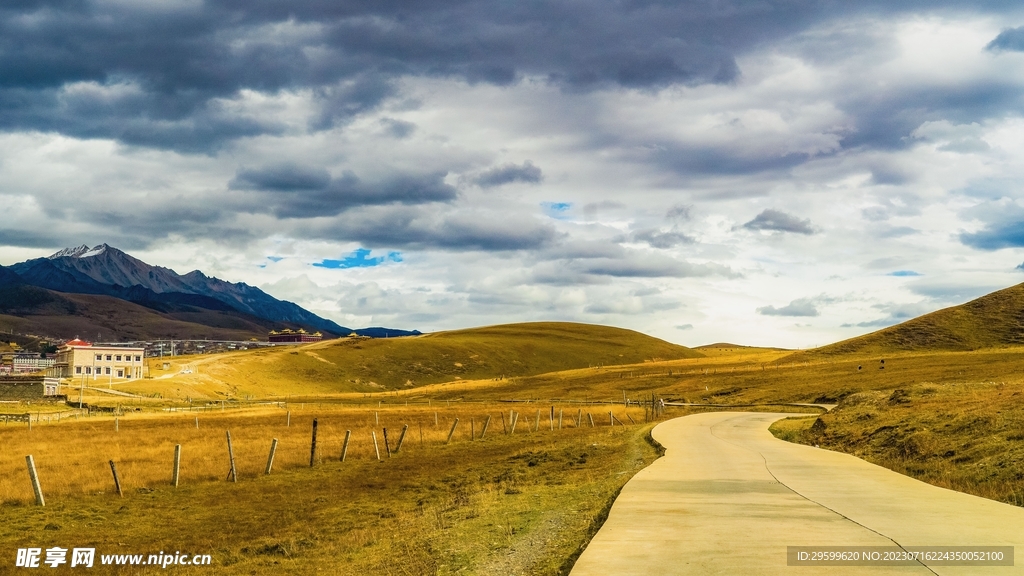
(53, 339, 146, 381)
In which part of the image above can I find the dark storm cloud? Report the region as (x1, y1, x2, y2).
(666, 204, 692, 221)
(647, 143, 813, 177)
(987, 26, 1024, 51)
(230, 165, 458, 217)
(474, 161, 543, 188)
(960, 221, 1024, 250)
(232, 163, 332, 191)
(531, 254, 730, 283)
(630, 229, 696, 248)
(3, 1, 1018, 152)
(317, 207, 560, 251)
(580, 257, 712, 278)
(0, 229, 63, 249)
(379, 118, 417, 138)
(835, 82, 1024, 151)
(742, 209, 816, 234)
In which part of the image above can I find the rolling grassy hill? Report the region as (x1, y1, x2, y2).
(793, 282, 1024, 358)
(137, 322, 703, 397)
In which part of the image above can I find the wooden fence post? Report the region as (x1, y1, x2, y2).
(226, 430, 237, 482)
(395, 425, 409, 453)
(265, 438, 278, 475)
(609, 411, 614, 426)
(471, 418, 475, 441)
(534, 410, 540, 432)
(447, 418, 460, 443)
(550, 406, 554, 430)
(588, 412, 595, 427)
(309, 418, 318, 467)
(509, 411, 518, 435)
(109, 460, 123, 497)
(383, 428, 392, 458)
(576, 408, 582, 427)
(372, 431, 381, 461)
(26, 455, 44, 506)
(286, 411, 290, 427)
(341, 430, 352, 462)
(500, 412, 508, 434)
(195, 416, 199, 429)
(559, 409, 563, 429)
(480, 415, 491, 439)
(115, 417, 119, 432)
(172, 444, 181, 487)
(434, 412, 438, 427)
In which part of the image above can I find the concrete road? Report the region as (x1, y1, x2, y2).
(570, 412, 1024, 575)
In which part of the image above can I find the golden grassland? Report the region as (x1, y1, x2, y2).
(788, 282, 1024, 357)
(400, 344, 1024, 513)
(771, 380, 1024, 508)
(7, 316, 1024, 572)
(0, 403, 664, 574)
(127, 322, 701, 399)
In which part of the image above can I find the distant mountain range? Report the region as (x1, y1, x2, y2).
(0, 244, 420, 341)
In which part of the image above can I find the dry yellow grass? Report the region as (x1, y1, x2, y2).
(0, 402, 664, 574)
(8, 318, 1024, 573)
(125, 322, 702, 400)
(772, 381, 1024, 508)
(0, 403, 649, 503)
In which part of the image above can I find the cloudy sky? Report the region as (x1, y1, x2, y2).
(3, 1, 1024, 348)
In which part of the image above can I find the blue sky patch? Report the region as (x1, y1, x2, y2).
(888, 270, 922, 277)
(542, 201, 572, 219)
(314, 248, 403, 269)
(259, 255, 286, 268)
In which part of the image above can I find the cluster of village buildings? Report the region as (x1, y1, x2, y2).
(0, 328, 323, 400)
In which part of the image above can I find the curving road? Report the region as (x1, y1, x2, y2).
(570, 412, 1024, 575)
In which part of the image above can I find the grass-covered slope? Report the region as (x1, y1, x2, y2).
(798, 283, 1024, 357)
(158, 322, 702, 396)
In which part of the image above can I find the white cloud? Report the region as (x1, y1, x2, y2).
(3, 11, 1024, 348)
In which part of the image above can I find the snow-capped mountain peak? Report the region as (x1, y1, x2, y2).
(48, 245, 91, 259)
(49, 244, 111, 259)
(17, 243, 350, 335)
(79, 244, 109, 258)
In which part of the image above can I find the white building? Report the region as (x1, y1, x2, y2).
(52, 339, 146, 381)
(12, 353, 56, 373)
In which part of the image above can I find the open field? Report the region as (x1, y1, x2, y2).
(0, 403, 665, 574)
(7, 311, 1024, 572)
(121, 322, 702, 399)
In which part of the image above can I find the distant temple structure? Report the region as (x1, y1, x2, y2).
(268, 329, 322, 343)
